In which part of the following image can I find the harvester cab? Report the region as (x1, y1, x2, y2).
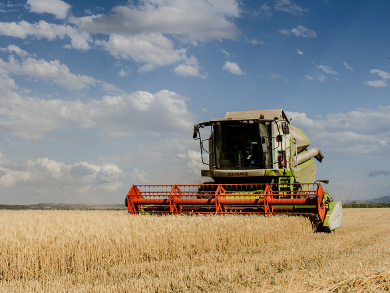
(193, 109, 322, 187)
(126, 109, 342, 232)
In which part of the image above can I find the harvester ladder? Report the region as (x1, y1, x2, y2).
(278, 176, 294, 197)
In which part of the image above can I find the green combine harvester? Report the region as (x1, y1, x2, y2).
(126, 109, 342, 232)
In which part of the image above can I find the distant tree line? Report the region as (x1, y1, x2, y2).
(343, 202, 390, 208)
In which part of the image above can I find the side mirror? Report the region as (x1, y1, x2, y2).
(193, 125, 199, 139)
(316, 180, 329, 184)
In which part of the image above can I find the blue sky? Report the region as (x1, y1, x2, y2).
(0, 0, 390, 204)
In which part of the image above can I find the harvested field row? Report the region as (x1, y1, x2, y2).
(0, 209, 389, 292)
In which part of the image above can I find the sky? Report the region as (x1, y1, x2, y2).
(0, 0, 390, 204)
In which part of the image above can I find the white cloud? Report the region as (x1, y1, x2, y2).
(368, 169, 390, 177)
(70, 0, 241, 43)
(100, 82, 124, 95)
(317, 74, 326, 82)
(98, 130, 132, 138)
(222, 61, 244, 75)
(305, 74, 326, 82)
(247, 38, 264, 45)
(131, 168, 151, 184)
(174, 55, 207, 78)
(0, 154, 123, 192)
(27, 0, 71, 19)
(44, 0, 242, 74)
(367, 79, 387, 87)
(305, 63, 337, 82)
(126, 138, 204, 184)
(286, 106, 390, 157)
(98, 33, 188, 72)
(0, 56, 97, 90)
(221, 50, 230, 57)
(367, 69, 390, 87)
(0, 138, 204, 201)
(343, 62, 353, 70)
(69, 0, 242, 73)
(0, 20, 92, 50)
(96, 164, 123, 184)
(258, 3, 272, 17)
(317, 65, 338, 75)
(186, 150, 204, 180)
(0, 45, 30, 57)
(0, 76, 195, 139)
(269, 73, 289, 82)
(261, 3, 271, 11)
(118, 69, 129, 77)
(174, 64, 201, 77)
(280, 25, 317, 38)
(297, 49, 303, 55)
(274, 0, 308, 15)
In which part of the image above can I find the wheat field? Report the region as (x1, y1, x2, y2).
(0, 208, 389, 292)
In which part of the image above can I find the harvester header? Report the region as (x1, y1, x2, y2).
(126, 109, 342, 232)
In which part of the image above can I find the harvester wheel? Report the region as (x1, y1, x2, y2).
(317, 201, 326, 222)
(311, 220, 331, 233)
(295, 185, 305, 199)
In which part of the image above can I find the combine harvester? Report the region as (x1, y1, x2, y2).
(126, 109, 342, 232)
